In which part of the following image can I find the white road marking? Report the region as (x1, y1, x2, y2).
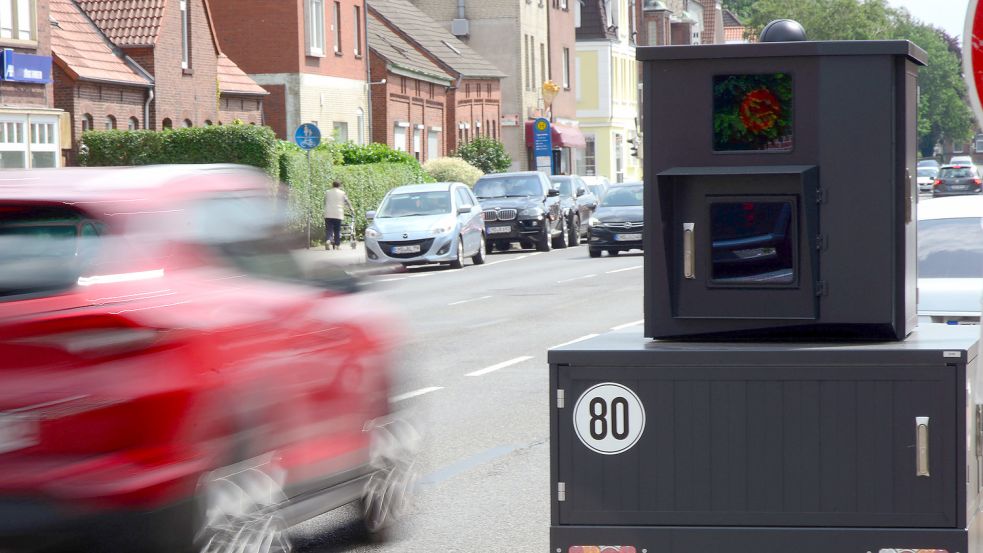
(527, 252, 543, 257)
(407, 273, 435, 278)
(376, 277, 406, 282)
(610, 319, 644, 331)
(448, 295, 493, 306)
(484, 254, 529, 266)
(557, 274, 597, 283)
(551, 333, 600, 349)
(390, 386, 444, 403)
(466, 355, 534, 377)
(606, 265, 643, 274)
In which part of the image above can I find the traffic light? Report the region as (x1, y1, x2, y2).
(627, 137, 639, 158)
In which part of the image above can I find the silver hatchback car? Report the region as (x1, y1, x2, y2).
(364, 182, 486, 268)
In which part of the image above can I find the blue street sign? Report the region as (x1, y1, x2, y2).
(294, 123, 321, 150)
(531, 117, 552, 173)
(0, 50, 51, 84)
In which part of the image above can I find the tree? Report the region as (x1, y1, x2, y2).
(721, 0, 757, 20)
(453, 136, 512, 174)
(745, 0, 975, 156)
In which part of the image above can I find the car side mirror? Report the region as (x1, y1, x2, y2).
(547, 188, 560, 197)
(576, 187, 586, 197)
(457, 205, 472, 214)
(366, 210, 376, 220)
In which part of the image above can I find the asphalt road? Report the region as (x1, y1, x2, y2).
(292, 242, 645, 552)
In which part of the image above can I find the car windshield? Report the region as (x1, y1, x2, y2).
(917, 168, 937, 178)
(600, 186, 643, 207)
(550, 178, 574, 197)
(0, 205, 99, 300)
(918, 217, 983, 278)
(587, 184, 605, 198)
(473, 176, 543, 199)
(940, 167, 976, 179)
(376, 191, 452, 217)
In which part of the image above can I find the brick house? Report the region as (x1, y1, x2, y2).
(0, 0, 67, 168)
(210, 0, 369, 142)
(367, 12, 451, 162)
(367, 0, 504, 157)
(67, 0, 265, 132)
(636, 0, 723, 47)
(546, 0, 583, 174)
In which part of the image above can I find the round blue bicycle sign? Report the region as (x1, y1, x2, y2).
(294, 123, 321, 150)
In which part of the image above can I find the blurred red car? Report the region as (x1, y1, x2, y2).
(0, 165, 411, 552)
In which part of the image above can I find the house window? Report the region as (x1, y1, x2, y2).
(540, 43, 546, 86)
(307, 0, 325, 56)
(128, 117, 139, 130)
(0, 115, 58, 168)
(954, 141, 965, 153)
(0, 0, 35, 41)
(183, 119, 193, 128)
(465, 83, 470, 98)
(104, 115, 116, 130)
(393, 124, 407, 152)
(976, 135, 983, 153)
(353, 5, 361, 56)
(562, 48, 570, 89)
(427, 129, 440, 160)
(162, 118, 173, 129)
(180, 0, 190, 69)
(413, 127, 422, 160)
(356, 108, 364, 144)
(560, 0, 567, 8)
(333, 1, 342, 54)
(584, 134, 596, 176)
(333, 121, 348, 142)
(204, 120, 212, 126)
(81, 113, 93, 133)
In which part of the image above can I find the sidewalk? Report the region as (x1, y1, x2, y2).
(293, 241, 399, 276)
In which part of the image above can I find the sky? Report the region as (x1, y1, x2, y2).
(888, 0, 971, 40)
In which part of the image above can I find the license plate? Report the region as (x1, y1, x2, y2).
(952, 184, 969, 190)
(0, 415, 38, 454)
(615, 233, 642, 241)
(488, 225, 511, 234)
(392, 244, 421, 254)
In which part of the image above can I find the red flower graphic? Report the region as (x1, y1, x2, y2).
(739, 88, 782, 134)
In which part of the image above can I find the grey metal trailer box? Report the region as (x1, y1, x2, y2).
(639, 41, 926, 341)
(549, 325, 982, 552)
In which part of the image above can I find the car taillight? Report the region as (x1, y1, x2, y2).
(934, 179, 942, 187)
(974, 178, 981, 186)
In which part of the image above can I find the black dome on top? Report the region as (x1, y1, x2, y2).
(759, 19, 807, 42)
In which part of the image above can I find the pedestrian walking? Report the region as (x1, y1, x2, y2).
(324, 181, 353, 250)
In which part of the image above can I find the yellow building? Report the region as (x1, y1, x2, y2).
(574, 0, 641, 182)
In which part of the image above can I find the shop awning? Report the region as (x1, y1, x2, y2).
(525, 120, 587, 149)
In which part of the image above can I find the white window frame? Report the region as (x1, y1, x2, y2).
(0, 0, 35, 42)
(307, 0, 325, 56)
(353, 5, 362, 56)
(0, 114, 59, 169)
(584, 134, 596, 176)
(333, 1, 342, 54)
(427, 129, 440, 160)
(976, 136, 983, 153)
(180, 0, 189, 69)
(562, 47, 570, 90)
(393, 124, 407, 152)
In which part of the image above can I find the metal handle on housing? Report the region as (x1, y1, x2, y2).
(683, 223, 695, 279)
(916, 416, 930, 477)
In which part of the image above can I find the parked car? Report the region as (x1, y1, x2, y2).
(949, 155, 975, 166)
(932, 164, 982, 197)
(473, 171, 567, 252)
(580, 176, 611, 202)
(0, 165, 411, 552)
(549, 175, 593, 244)
(587, 182, 644, 258)
(364, 182, 485, 269)
(917, 196, 983, 324)
(917, 166, 939, 193)
(918, 159, 940, 170)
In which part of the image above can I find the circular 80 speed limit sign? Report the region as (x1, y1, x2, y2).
(573, 383, 646, 455)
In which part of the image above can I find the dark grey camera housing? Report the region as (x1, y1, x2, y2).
(640, 41, 926, 341)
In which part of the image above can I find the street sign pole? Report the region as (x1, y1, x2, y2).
(294, 123, 322, 250)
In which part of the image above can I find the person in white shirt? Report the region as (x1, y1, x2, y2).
(323, 181, 353, 250)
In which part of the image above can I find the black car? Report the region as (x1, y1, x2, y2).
(549, 175, 594, 245)
(588, 182, 643, 257)
(473, 171, 567, 252)
(933, 164, 982, 197)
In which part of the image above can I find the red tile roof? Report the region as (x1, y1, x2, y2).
(50, 0, 153, 86)
(75, 0, 165, 47)
(217, 54, 267, 96)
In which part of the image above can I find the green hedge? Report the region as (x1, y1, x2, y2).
(79, 125, 280, 177)
(280, 147, 432, 240)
